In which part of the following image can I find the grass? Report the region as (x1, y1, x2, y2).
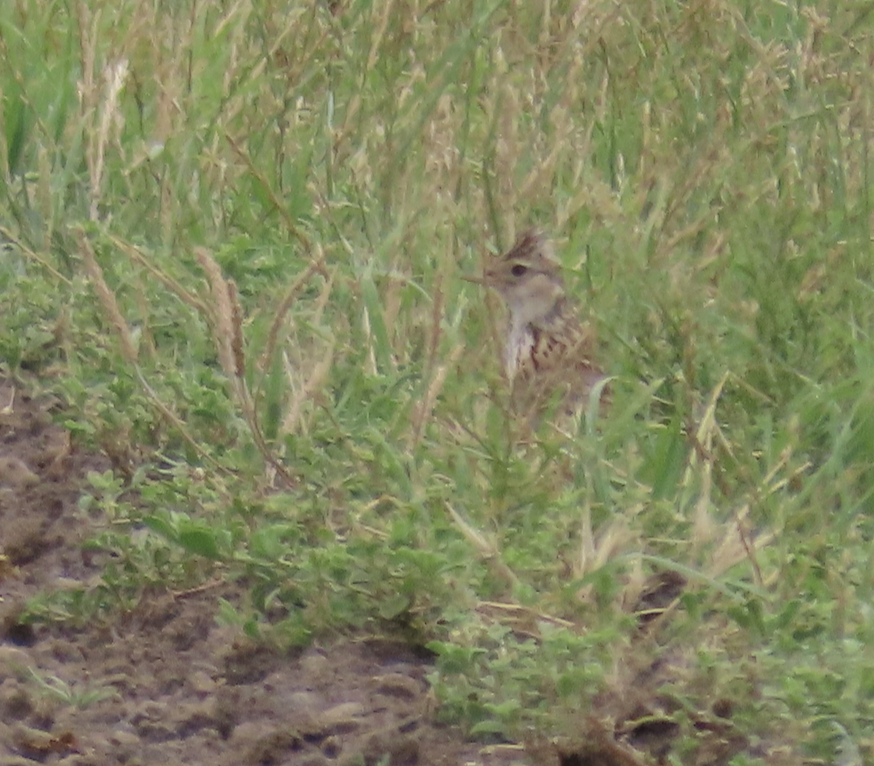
(22, 666, 119, 709)
(3, 0, 874, 761)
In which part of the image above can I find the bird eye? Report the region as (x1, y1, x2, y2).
(510, 264, 528, 277)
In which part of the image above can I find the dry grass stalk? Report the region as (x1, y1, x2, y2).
(258, 255, 333, 438)
(445, 503, 521, 592)
(224, 134, 310, 246)
(686, 372, 728, 549)
(361, 307, 378, 376)
(411, 343, 464, 449)
(194, 247, 297, 487)
(281, 336, 336, 436)
(194, 247, 238, 380)
(0, 226, 71, 284)
(76, 232, 242, 477)
(76, 5, 98, 132)
(131, 367, 236, 479)
(77, 230, 138, 365)
(227, 280, 246, 380)
(258, 254, 328, 382)
(110, 236, 208, 316)
(576, 504, 635, 604)
(710, 451, 809, 586)
(410, 267, 449, 447)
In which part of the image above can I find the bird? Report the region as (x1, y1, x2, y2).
(474, 229, 607, 427)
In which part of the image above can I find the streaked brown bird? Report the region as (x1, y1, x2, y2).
(474, 229, 607, 426)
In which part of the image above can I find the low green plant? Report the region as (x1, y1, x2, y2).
(23, 667, 119, 709)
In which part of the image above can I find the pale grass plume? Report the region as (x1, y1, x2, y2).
(194, 247, 297, 487)
(194, 247, 241, 380)
(575, 500, 636, 583)
(86, 58, 129, 221)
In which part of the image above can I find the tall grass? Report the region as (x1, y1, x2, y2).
(3, 0, 874, 760)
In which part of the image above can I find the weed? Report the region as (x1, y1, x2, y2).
(23, 667, 119, 709)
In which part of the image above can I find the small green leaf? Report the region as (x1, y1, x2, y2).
(142, 514, 177, 541)
(178, 528, 223, 560)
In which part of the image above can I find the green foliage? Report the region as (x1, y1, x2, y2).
(4, 0, 874, 761)
(428, 621, 623, 735)
(24, 667, 119, 709)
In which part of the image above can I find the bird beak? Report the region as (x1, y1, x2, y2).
(462, 273, 488, 285)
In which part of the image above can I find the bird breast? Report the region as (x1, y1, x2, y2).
(505, 323, 534, 381)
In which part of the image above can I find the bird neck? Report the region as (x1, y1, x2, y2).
(506, 275, 565, 331)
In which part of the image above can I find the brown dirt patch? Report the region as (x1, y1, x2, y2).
(0, 380, 528, 765)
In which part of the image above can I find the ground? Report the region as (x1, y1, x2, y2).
(0, 379, 800, 766)
(0, 379, 532, 766)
